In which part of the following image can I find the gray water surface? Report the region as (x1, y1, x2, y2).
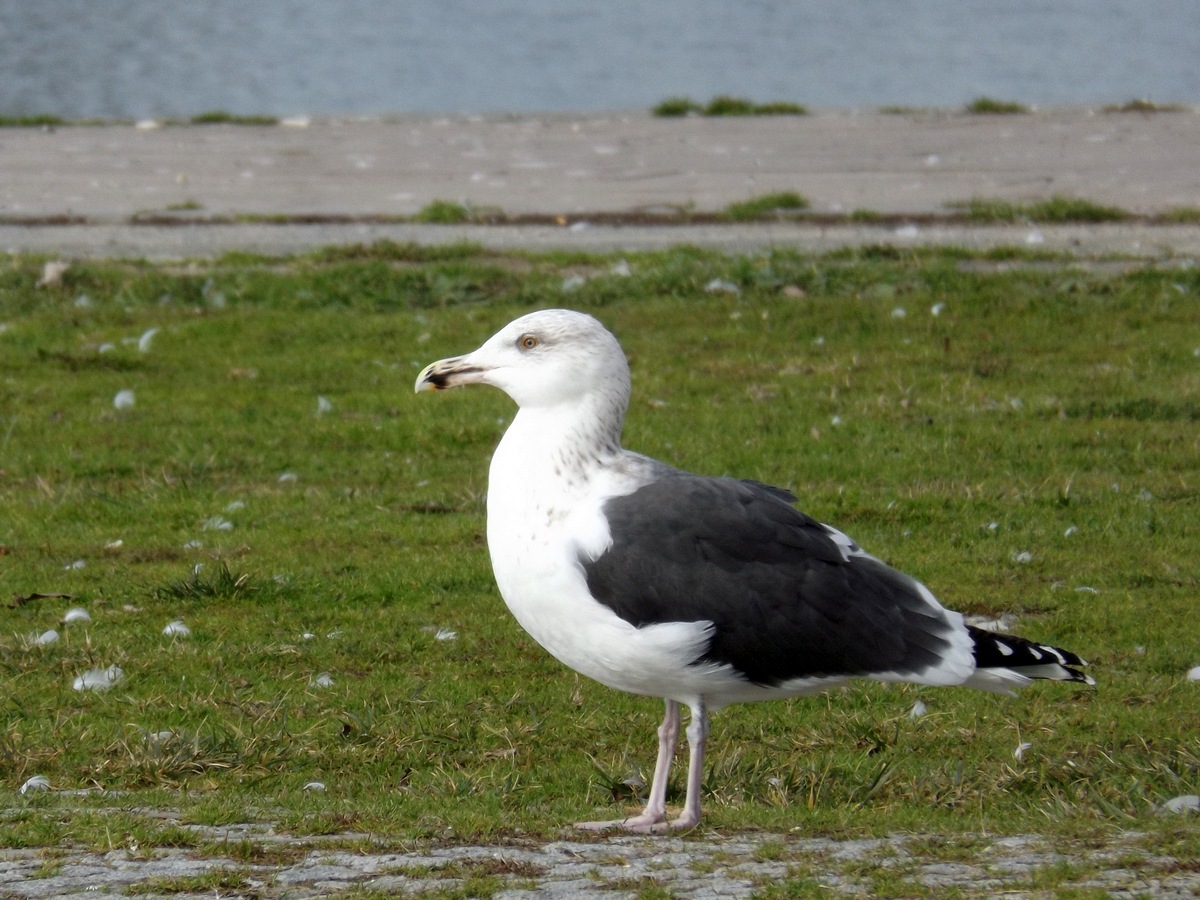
(1, 0, 1197, 118)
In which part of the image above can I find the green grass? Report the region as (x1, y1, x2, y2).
(1, 243, 1198, 856)
(1101, 98, 1188, 114)
(1161, 206, 1200, 224)
(0, 112, 282, 128)
(126, 870, 253, 894)
(652, 96, 808, 117)
(722, 191, 810, 221)
(652, 97, 702, 117)
(412, 200, 474, 224)
(848, 209, 885, 223)
(950, 195, 1131, 223)
(964, 97, 1030, 114)
(189, 110, 280, 126)
(0, 114, 69, 128)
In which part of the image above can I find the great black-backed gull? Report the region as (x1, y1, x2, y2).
(415, 308, 1092, 833)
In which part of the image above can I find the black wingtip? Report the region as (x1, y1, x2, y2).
(968, 626, 1094, 685)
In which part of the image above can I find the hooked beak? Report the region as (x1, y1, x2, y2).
(414, 355, 490, 393)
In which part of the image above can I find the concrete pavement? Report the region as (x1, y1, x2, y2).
(2, 106, 1198, 258)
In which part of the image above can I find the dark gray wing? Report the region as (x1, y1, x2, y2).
(581, 473, 958, 686)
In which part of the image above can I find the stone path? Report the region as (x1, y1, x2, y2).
(3, 823, 1197, 898)
(4, 220, 1200, 260)
(2, 107, 1199, 259)
(5, 108, 1200, 219)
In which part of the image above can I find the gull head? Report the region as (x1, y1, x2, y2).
(415, 309, 630, 411)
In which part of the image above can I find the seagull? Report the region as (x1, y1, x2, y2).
(415, 308, 1092, 833)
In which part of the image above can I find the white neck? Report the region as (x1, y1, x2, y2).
(491, 394, 623, 491)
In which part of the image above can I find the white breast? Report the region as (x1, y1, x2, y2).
(483, 409, 732, 701)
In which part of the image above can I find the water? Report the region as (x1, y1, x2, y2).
(1, 0, 1197, 119)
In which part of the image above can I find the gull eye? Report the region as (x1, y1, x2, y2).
(518, 334, 540, 351)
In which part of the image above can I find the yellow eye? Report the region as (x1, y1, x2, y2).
(518, 334, 540, 351)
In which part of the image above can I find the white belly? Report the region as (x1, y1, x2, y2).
(484, 454, 725, 700)
(483, 412, 779, 704)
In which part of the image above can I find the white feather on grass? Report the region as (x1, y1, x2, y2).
(162, 620, 191, 638)
(20, 775, 50, 794)
(73, 665, 125, 692)
(36, 260, 69, 288)
(1162, 795, 1200, 815)
(705, 278, 740, 295)
(137, 327, 160, 353)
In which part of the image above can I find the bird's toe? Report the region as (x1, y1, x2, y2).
(575, 812, 666, 832)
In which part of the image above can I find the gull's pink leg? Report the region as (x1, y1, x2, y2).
(616, 699, 707, 833)
(576, 699, 679, 831)
(666, 699, 708, 830)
